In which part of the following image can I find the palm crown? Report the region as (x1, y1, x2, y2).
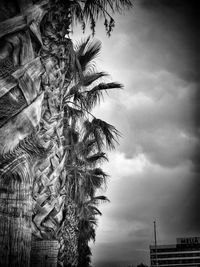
(61, 36, 122, 265)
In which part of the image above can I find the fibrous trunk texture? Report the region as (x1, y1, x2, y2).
(0, 0, 46, 266)
(0, 181, 32, 267)
(31, 240, 59, 267)
(58, 198, 79, 267)
(31, 2, 75, 266)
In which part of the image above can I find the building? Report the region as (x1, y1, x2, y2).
(150, 237, 200, 267)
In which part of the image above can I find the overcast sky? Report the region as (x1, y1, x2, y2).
(72, 0, 199, 266)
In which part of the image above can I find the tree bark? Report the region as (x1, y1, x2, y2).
(30, 240, 59, 267)
(0, 0, 46, 266)
(31, 2, 75, 266)
(0, 180, 32, 267)
(58, 198, 79, 267)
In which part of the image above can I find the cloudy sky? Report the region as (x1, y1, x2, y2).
(73, 0, 199, 266)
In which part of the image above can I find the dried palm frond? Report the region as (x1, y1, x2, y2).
(83, 118, 120, 150)
(0, 86, 27, 128)
(0, 132, 50, 184)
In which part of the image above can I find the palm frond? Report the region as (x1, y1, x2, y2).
(84, 82, 123, 110)
(85, 168, 108, 194)
(64, 84, 80, 99)
(89, 167, 108, 178)
(75, 37, 101, 72)
(83, 118, 120, 150)
(78, 218, 96, 241)
(78, 199, 103, 219)
(65, 128, 80, 147)
(90, 206, 102, 216)
(88, 82, 123, 93)
(88, 195, 110, 205)
(85, 152, 108, 165)
(0, 132, 51, 184)
(64, 104, 84, 119)
(0, 154, 30, 184)
(77, 139, 97, 156)
(82, 71, 107, 86)
(70, 0, 85, 30)
(74, 36, 90, 59)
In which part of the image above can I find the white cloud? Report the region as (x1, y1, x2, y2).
(103, 151, 148, 179)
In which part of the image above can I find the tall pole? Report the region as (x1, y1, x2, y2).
(154, 220, 158, 267)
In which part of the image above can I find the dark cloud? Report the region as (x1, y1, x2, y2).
(93, 241, 150, 266)
(127, 0, 199, 84)
(136, 0, 200, 172)
(139, 0, 198, 13)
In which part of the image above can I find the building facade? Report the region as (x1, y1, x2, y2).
(150, 237, 200, 267)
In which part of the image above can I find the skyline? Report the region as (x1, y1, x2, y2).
(72, 0, 199, 266)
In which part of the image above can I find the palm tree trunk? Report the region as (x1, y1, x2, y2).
(0, 180, 32, 267)
(58, 198, 79, 267)
(31, 240, 59, 267)
(31, 3, 75, 266)
(0, 1, 46, 265)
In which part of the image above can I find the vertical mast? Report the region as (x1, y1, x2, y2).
(154, 220, 158, 266)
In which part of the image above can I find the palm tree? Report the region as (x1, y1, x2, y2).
(30, 4, 75, 267)
(0, 1, 132, 266)
(0, 1, 46, 266)
(56, 37, 122, 267)
(30, 14, 120, 267)
(77, 196, 109, 267)
(58, 117, 111, 267)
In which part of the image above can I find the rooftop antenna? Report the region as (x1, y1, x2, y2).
(154, 220, 158, 266)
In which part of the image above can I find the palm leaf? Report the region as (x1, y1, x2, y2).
(89, 167, 108, 178)
(84, 169, 108, 196)
(89, 205, 102, 216)
(85, 195, 110, 205)
(64, 104, 84, 119)
(82, 71, 107, 86)
(85, 152, 108, 165)
(84, 82, 123, 110)
(0, 132, 51, 184)
(77, 139, 97, 156)
(75, 37, 101, 73)
(0, 154, 30, 185)
(63, 72, 110, 108)
(83, 118, 120, 150)
(70, 0, 85, 30)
